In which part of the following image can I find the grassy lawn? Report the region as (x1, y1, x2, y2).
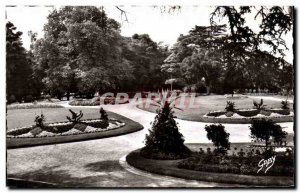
(138, 95, 293, 122)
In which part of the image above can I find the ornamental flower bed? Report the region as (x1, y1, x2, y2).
(203, 108, 293, 124)
(7, 119, 125, 138)
(205, 109, 293, 118)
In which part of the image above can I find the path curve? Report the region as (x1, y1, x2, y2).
(7, 99, 294, 187)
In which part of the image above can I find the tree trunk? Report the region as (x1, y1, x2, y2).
(206, 85, 211, 95)
(67, 91, 70, 101)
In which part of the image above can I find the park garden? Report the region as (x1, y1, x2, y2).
(6, 6, 294, 187)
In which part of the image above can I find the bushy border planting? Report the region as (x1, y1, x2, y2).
(7, 103, 62, 110)
(126, 149, 294, 187)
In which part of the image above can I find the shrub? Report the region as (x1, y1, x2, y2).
(73, 123, 87, 132)
(99, 107, 108, 120)
(225, 101, 236, 112)
(236, 109, 259, 117)
(205, 124, 230, 155)
(34, 113, 45, 128)
(281, 100, 289, 110)
(98, 107, 109, 128)
(178, 150, 294, 176)
(8, 95, 17, 103)
(141, 91, 191, 160)
(225, 111, 234, 117)
(253, 98, 266, 110)
(249, 119, 287, 152)
(66, 109, 83, 123)
(260, 109, 271, 116)
(24, 95, 34, 103)
(30, 127, 43, 136)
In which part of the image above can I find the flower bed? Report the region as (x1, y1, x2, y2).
(126, 149, 294, 186)
(178, 151, 294, 177)
(69, 98, 129, 106)
(7, 103, 62, 110)
(7, 119, 125, 138)
(203, 109, 293, 123)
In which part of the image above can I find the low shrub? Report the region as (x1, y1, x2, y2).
(34, 114, 45, 128)
(69, 98, 129, 106)
(225, 101, 236, 112)
(30, 127, 43, 136)
(260, 109, 271, 116)
(253, 99, 266, 110)
(66, 109, 83, 123)
(178, 150, 294, 176)
(7, 103, 62, 110)
(236, 109, 259, 117)
(86, 121, 109, 129)
(24, 95, 34, 103)
(281, 100, 289, 110)
(73, 123, 87, 132)
(206, 111, 225, 117)
(8, 95, 17, 103)
(43, 123, 74, 133)
(225, 111, 234, 117)
(7, 126, 33, 136)
(270, 109, 291, 115)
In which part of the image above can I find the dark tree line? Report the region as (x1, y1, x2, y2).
(6, 6, 294, 103)
(6, 6, 169, 102)
(163, 6, 293, 94)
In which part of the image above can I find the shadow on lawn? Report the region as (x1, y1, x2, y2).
(85, 160, 123, 172)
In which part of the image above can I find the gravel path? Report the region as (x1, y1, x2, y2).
(7, 99, 294, 187)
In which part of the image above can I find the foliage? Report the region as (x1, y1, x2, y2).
(99, 107, 108, 120)
(7, 103, 62, 110)
(178, 149, 294, 176)
(6, 22, 35, 102)
(281, 100, 289, 109)
(66, 109, 83, 123)
(205, 124, 230, 154)
(249, 119, 287, 150)
(141, 91, 191, 159)
(225, 101, 236, 112)
(34, 113, 45, 128)
(253, 99, 266, 110)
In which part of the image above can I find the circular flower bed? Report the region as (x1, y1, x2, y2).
(7, 118, 125, 138)
(203, 109, 293, 123)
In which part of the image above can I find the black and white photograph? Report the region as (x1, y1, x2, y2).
(4, 1, 296, 189)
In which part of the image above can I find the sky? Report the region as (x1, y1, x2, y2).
(5, 5, 293, 64)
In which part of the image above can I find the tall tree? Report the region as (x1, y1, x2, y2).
(6, 22, 33, 102)
(33, 6, 132, 98)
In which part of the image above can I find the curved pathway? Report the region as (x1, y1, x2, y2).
(7, 100, 294, 187)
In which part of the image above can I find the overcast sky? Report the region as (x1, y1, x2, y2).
(6, 5, 293, 63)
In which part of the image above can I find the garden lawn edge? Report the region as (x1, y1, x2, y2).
(7, 111, 143, 149)
(126, 149, 294, 187)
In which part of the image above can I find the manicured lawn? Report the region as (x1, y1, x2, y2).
(138, 95, 293, 122)
(7, 108, 103, 131)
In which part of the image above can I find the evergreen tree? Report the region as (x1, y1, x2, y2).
(141, 95, 191, 159)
